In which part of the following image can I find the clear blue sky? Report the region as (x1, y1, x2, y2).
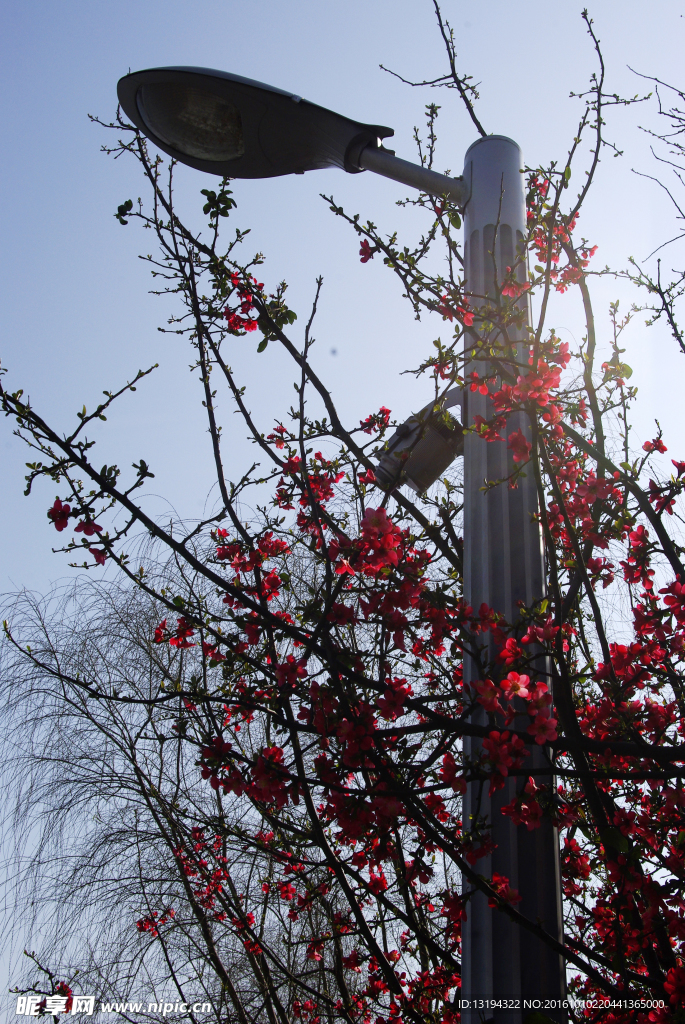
(1, 0, 684, 595)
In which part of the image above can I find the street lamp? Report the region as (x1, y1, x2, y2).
(117, 66, 467, 202)
(118, 65, 565, 1023)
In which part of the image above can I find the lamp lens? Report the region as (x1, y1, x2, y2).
(137, 82, 245, 162)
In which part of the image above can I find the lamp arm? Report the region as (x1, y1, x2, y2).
(355, 144, 468, 206)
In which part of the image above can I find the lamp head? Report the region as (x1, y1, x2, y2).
(376, 390, 464, 494)
(117, 66, 393, 178)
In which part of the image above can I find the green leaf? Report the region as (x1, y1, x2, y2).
(576, 818, 594, 840)
(172, 596, 185, 609)
(564, 166, 571, 181)
(534, 265, 545, 273)
(605, 826, 631, 854)
(448, 210, 461, 229)
(257, 339, 268, 353)
(602, 360, 633, 384)
(115, 199, 133, 224)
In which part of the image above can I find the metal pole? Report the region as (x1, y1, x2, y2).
(460, 136, 566, 1024)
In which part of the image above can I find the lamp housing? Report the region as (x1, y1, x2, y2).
(376, 389, 464, 494)
(117, 66, 393, 178)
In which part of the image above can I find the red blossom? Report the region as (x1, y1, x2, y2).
(224, 273, 259, 332)
(267, 424, 288, 448)
(439, 751, 466, 795)
(482, 730, 515, 776)
(473, 413, 506, 442)
(359, 239, 375, 263)
(488, 873, 522, 907)
(136, 907, 175, 937)
(169, 617, 195, 649)
(501, 274, 531, 299)
(437, 293, 474, 326)
(576, 473, 614, 504)
(342, 949, 363, 973)
(279, 881, 296, 901)
(55, 983, 73, 1013)
(441, 891, 467, 927)
(75, 518, 103, 536)
(498, 638, 523, 665)
(47, 498, 70, 531)
(250, 746, 292, 807)
(475, 678, 504, 715)
(326, 602, 356, 626)
(275, 655, 308, 690)
(502, 777, 544, 831)
(507, 430, 532, 464)
(648, 477, 676, 516)
(354, 507, 404, 576)
(664, 966, 685, 1007)
(527, 713, 558, 744)
(377, 676, 413, 721)
(501, 671, 531, 701)
(201, 641, 226, 662)
(306, 938, 325, 961)
(360, 406, 391, 434)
